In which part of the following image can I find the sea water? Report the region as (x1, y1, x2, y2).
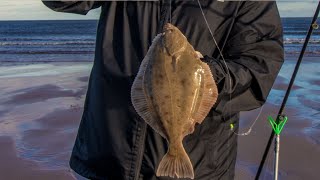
(1, 18, 320, 63)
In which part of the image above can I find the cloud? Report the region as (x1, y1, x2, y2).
(277, 1, 319, 17)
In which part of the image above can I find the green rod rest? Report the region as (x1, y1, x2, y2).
(268, 115, 288, 135)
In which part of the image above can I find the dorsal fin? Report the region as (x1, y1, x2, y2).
(131, 34, 168, 140)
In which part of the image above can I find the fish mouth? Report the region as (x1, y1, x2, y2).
(163, 23, 174, 34)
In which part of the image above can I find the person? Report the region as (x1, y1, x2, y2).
(42, 1, 284, 180)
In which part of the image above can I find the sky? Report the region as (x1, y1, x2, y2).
(0, 0, 319, 20)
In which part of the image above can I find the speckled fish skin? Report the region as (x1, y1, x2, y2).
(131, 23, 218, 179)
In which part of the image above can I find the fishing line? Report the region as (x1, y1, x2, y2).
(234, 106, 264, 136)
(196, 2, 233, 178)
(256, 3, 320, 179)
(196, 0, 263, 137)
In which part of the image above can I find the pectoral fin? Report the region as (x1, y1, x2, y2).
(192, 62, 218, 124)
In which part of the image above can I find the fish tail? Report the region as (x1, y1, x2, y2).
(156, 144, 194, 179)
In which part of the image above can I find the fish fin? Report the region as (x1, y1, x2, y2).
(131, 34, 168, 140)
(195, 51, 203, 59)
(156, 144, 194, 179)
(182, 118, 196, 136)
(192, 62, 218, 124)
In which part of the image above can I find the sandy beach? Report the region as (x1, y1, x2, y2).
(0, 57, 319, 180)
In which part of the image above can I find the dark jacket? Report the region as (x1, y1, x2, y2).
(42, 1, 284, 180)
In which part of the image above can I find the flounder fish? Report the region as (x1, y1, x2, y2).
(131, 23, 218, 179)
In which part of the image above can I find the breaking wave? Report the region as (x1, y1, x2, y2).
(284, 38, 320, 44)
(0, 41, 95, 46)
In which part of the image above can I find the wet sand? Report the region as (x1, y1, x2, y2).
(0, 136, 73, 180)
(0, 58, 319, 179)
(0, 62, 91, 180)
(235, 56, 320, 179)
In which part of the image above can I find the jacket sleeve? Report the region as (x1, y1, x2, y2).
(201, 1, 284, 115)
(41, 1, 104, 15)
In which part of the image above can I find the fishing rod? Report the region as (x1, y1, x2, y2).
(255, 1, 320, 180)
